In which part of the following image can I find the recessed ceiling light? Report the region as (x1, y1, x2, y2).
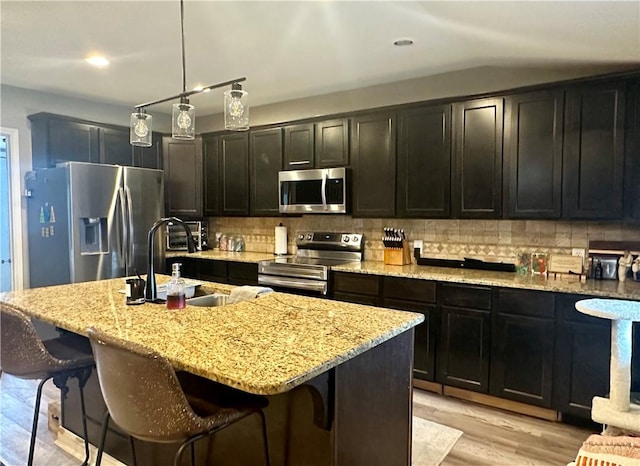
(86, 55, 109, 68)
(393, 39, 414, 47)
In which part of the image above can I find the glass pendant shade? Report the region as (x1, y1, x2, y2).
(130, 112, 152, 147)
(224, 84, 249, 131)
(172, 100, 195, 140)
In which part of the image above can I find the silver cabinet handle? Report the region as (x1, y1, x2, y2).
(289, 160, 310, 165)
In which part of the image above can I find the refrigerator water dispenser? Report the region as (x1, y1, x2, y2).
(80, 217, 107, 254)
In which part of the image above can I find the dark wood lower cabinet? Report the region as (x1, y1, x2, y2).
(165, 258, 257, 286)
(490, 288, 555, 408)
(553, 294, 611, 418)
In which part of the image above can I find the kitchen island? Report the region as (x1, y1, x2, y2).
(0, 277, 423, 466)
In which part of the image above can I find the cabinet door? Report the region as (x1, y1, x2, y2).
(162, 137, 203, 218)
(490, 314, 555, 407)
(563, 81, 626, 219)
(504, 90, 564, 218)
(625, 78, 640, 220)
(315, 119, 349, 167)
(202, 136, 220, 216)
(437, 306, 491, 392)
(350, 112, 396, 217)
(49, 118, 100, 166)
(134, 132, 163, 169)
(452, 98, 503, 218)
(250, 128, 282, 216)
(397, 105, 451, 218)
(284, 123, 314, 170)
(553, 294, 611, 418)
(99, 127, 133, 166)
(227, 262, 258, 286)
(384, 298, 438, 382)
(220, 133, 249, 216)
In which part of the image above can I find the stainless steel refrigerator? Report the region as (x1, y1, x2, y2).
(26, 162, 164, 288)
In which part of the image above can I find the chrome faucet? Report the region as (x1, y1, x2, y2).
(146, 217, 197, 302)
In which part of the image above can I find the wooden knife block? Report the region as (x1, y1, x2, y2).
(384, 243, 411, 266)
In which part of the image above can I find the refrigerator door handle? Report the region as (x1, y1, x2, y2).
(117, 187, 127, 267)
(125, 185, 135, 271)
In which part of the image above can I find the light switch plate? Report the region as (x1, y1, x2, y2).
(572, 248, 586, 266)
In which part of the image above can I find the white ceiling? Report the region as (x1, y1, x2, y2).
(2, 1, 639, 116)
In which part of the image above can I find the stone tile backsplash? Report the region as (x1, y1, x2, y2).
(208, 216, 639, 263)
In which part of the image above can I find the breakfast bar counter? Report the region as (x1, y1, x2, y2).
(0, 277, 423, 466)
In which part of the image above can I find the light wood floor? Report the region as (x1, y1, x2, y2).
(0, 374, 594, 466)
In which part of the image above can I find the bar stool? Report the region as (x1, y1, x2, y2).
(87, 327, 271, 466)
(0, 303, 94, 466)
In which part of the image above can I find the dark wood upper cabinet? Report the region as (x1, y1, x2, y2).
(162, 137, 202, 218)
(250, 128, 283, 216)
(284, 123, 314, 170)
(99, 126, 133, 166)
(563, 81, 626, 219)
(202, 136, 220, 217)
(219, 133, 249, 216)
(397, 105, 451, 218)
(315, 119, 349, 167)
(503, 90, 564, 219)
(350, 112, 396, 217)
(30, 114, 100, 168)
(452, 98, 503, 219)
(133, 132, 163, 170)
(625, 78, 640, 220)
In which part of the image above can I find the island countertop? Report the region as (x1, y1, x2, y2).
(0, 277, 423, 396)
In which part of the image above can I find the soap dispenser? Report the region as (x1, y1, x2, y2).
(166, 262, 186, 309)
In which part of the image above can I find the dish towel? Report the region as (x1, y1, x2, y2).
(227, 286, 273, 304)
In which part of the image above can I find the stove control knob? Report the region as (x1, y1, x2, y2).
(306, 234, 312, 240)
(298, 234, 304, 240)
(352, 235, 359, 243)
(342, 235, 350, 243)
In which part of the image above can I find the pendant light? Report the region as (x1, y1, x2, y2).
(129, 0, 249, 146)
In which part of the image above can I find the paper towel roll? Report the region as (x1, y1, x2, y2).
(275, 224, 287, 255)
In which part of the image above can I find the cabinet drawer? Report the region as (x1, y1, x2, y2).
(333, 272, 380, 296)
(333, 291, 379, 307)
(440, 283, 492, 310)
(228, 262, 258, 282)
(498, 288, 555, 319)
(199, 260, 227, 281)
(383, 277, 435, 303)
(556, 294, 607, 325)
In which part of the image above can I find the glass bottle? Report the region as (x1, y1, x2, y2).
(166, 262, 186, 309)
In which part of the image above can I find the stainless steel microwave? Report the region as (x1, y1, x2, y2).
(279, 167, 348, 214)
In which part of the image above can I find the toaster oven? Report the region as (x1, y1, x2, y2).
(166, 221, 208, 251)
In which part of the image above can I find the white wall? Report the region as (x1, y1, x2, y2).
(197, 64, 637, 132)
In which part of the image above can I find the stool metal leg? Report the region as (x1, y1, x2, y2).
(76, 368, 92, 466)
(130, 435, 138, 466)
(27, 376, 52, 466)
(96, 410, 110, 466)
(258, 410, 271, 466)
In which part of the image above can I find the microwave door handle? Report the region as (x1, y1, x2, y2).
(321, 172, 327, 210)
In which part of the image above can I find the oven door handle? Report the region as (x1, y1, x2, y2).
(258, 275, 327, 294)
(321, 172, 327, 211)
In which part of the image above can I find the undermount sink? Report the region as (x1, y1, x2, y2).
(186, 293, 229, 307)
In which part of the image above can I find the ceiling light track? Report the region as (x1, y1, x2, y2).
(130, 0, 249, 147)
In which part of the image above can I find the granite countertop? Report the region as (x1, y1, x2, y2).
(332, 261, 640, 300)
(0, 277, 423, 395)
(166, 250, 280, 263)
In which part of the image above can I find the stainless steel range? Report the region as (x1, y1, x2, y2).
(258, 231, 364, 295)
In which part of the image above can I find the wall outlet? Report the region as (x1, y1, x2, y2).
(414, 239, 423, 255)
(572, 248, 586, 266)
